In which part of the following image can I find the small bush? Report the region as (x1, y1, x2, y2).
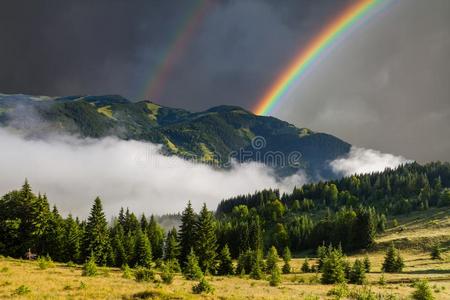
(79, 281, 87, 290)
(161, 264, 174, 284)
(37, 255, 55, 270)
(327, 283, 349, 299)
(122, 264, 133, 279)
(14, 285, 31, 295)
(82, 256, 97, 277)
(350, 286, 377, 300)
(378, 273, 386, 285)
(192, 277, 214, 294)
(66, 261, 76, 268)
(134, 267, 155, 282)
(412, 280, 435, 300)
(0, 267, 9, 273)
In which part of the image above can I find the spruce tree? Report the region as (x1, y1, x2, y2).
(250, 250, 263, 280)
(321, 247, 346, 284)
(183, 248, 203, 280)
(178, 201, 196, 265)
(83, 197, 110, 265)
(63, 214, 81, 263)
(266, 246, 279, 274)
(164, 227, 180, 261)
(218, 244, 234, 275)
(430, 244, 442, 260)
(269, 264, 281, 286)
(147, 215, 164, 260)
(382, 243, 404, 273)
(135, 229, 152, 268)
(349, 259, 366, 284)
(194, 203, 218, 274)
(363, 254, 371, 272)
(282, 246, 291, 274)
(301, 257, 311, 273)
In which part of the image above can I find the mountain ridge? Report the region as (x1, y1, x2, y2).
(0, 93, 351, 179)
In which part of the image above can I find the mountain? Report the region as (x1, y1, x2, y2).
(0, 93, 351, 179)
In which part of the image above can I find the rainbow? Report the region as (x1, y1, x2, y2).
(142, 0, 211, 101)
(253, 0, 384, 116)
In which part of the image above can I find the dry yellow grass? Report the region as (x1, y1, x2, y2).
(0, 208, 449, 299)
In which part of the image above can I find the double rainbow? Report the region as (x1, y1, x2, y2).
(253, 0, 384, 116)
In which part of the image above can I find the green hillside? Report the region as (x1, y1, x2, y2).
(0, 93, 351, 179)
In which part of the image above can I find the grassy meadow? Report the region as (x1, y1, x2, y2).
(1, 208, 449, 299)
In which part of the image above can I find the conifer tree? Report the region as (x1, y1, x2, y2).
(179, 201, 196, 265)
(147, 215, 164, 259)
(301, 257, 311, 273)
(282, 246, 291, 274)
(430, 244, 442, 260)
(183, 248, 203, 280)
(63, 214, 81, 263)
(363, 254, 371, 272)
(382, 243, 404, 273)
(164, 227, 180, 261)
(217, 244, 234, 275)
(250, 250, 263, 280)
(194, 203, 218, 274)
(321, 247, 346, 284)
(266, 246, 279, 274)
(135, 229, 152, 268)
(83, 197, 110, 265)
(349, 259, 366, 284)
(269, 264, 281, 286)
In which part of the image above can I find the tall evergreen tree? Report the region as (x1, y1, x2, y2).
(282, 246, 291, 274)
(83, 197, 110, 265)
(178, 201, 197, 265)
(217, 244, 234, 275)
(134, 229, 152, 268)
(147, 215, 164, 260)
(63, 214, 81, 263)
(266, 246, 279, 274)
(164, 227, 180, 261)
(195, 203, 218, 274)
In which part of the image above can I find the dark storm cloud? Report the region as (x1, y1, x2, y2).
(0, 0, 347, 108)
(276, 0, 450, 163)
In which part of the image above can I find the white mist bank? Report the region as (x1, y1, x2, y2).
(0, 128, 307, 217)
(330, 146, 410, 176)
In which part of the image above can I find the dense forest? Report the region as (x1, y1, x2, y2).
(0, 162, 449, 276)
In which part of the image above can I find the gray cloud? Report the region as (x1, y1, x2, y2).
(0, 128, 306, 217)
(276, 0, 450, 163)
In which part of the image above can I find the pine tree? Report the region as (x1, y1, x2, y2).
(349, 259, 366, 284)
(301, 257, 311, 273)
(363, 254, 371, 272)
(194, 203, 218, 274)
(178, 201, 196, 265)
(282, 246, 291, 274)
(266, 246, 279, 274)
(135, 229, 152, 268)
(250, 250, 263, 280)
(217, 244, 234, 275)
(83, 197, 110, 265)
(321, 247, 346, 284)
(164, 227, 180, 261)
(269, 264, 281, 286)
(382, 243, 404, 273)
(183, 248, 203, 280)
(147, 215, 164, 260)
(63, 214, 81, 263)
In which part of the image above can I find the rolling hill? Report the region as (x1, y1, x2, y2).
(0, 93, 351, 179)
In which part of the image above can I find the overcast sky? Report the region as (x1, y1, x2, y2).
(0, 0, 448, 162)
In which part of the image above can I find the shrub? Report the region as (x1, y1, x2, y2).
(37, 255, 55, 270)
(269, 265, 281, 287)
(192, 277, 214, 294)
(378, 273, 386, 285)
(0, 267, 9, 273)
(134, 267, 155, 282)
(350, 286, 377, 300)
(66, 261, 76, 268)
(166, 259, 181, 273)
(430, 244, 442, 260)
(412, 280, 435, 300)
(82, 256, 97, 277)
(121, 264, 133, 279)
(327, 283, 349, 299)
(161, 263, 174, 284)
(14, 285, 31, 295)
